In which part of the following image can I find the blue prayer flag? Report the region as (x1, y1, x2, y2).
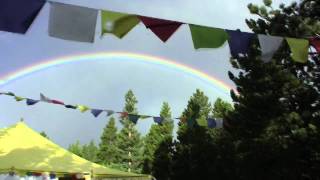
(128, 114, 140, 124)
(207, 118, 217, 128)
(91, 109, 103, 117)
(153, 117, 163, 125)
(26, 99, 39, 106)
(226, 29, 255, 58)
(0, 0, 45, 33)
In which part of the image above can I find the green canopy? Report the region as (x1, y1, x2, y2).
(0, 122, 151, 179)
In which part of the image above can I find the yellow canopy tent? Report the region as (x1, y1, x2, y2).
(0, 122, 151, 179)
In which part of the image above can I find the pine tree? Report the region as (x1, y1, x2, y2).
(171, 89, 214, 180)
(115, 90, 142, 172)
(97, 117, 119, 165)
(143, 102, 173, 180)
(68, 140, 83, 157)
(212, 98, 233, 119)
(224, 0, 320, 179)
(82, 140, 99, 162)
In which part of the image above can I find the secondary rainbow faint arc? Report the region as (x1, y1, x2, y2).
(0, 52, 234, 94)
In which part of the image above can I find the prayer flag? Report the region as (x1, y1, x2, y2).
(139, 16, 182, 42)
(77, 105, 89, 113)
(5, 92, 15, 96)
(120, 112, 129, 118)
(49, 2, 98, 42)
(14, 96, 25, 102)
(128, 114, 140, 124)
(258, 34, 283, 62)
(65, 105, 77, 109)
(0, 0, 45, 33)
(196, 118, 208, 127)
(153, 117, 163, 125)
(105, 110, 115, 116)
(101, 10, 139, 38)
(51, 99, 65, 105)
(26, 99, 39, 106)
(187, 118, 196, 128)
(310, 37, 320, 53)
(207, 118, 217, 128)
(286, 37, 309, 63)
(226, 29, 255, 57)
(140, 115, 152, 119)
(91, 109, 103, 117)
(40, 93, 51, 103)
(189, 25, 228, 49)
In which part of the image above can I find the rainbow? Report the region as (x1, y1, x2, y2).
(0, 52, 234, 95)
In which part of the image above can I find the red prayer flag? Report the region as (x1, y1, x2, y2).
(310, 37, 320, 53)
(51, 99, 65, 105)
(120, 112, 129, 118)
(138, 16, 182, 42)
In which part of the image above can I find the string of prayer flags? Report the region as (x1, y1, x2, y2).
(286, 37, 309, 63)
(258, 35, 284, 62)
(1, 91, 227, 129)
(310, 37, 320, 53)
(101, 10, 140, 38)
(207, 118, 217, 128)
(153, 117, 163, 125)
(128, 114, 140, 124)
(14, 96, 25, 102)
(139, 16, 182, 42)
(226, 29, 255, 58)
(0, 0, 45, 34)
(189, 25, 229, 49)
(91, 109, 104, 117)
(77, 105, 89, 113)
(49, 2, 98, 43)
(26, 99, 39, 106)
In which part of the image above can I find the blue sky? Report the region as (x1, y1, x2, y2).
(0, 0, 294, 147)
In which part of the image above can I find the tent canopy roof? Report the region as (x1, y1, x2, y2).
(0, 122, 150, 179)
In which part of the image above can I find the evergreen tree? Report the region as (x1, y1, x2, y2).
(98, 117, 119, 165)
(143, 102, 173, 180)
(212, 98, 233, 119)
(68, 140, 83, 157)
(115, 90, 142, 172)
(224, 0, 320, 179)
(82, 140, 99, 162)
(171, 89, 214, 180)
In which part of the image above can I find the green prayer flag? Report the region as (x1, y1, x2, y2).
(140, 115, 151, 119)
(196, 118, 208, 127)
(286, 37, 309, 63)
(101, 10, 140, 38)
(187, 118, 196, 128)
(5, 92, 15, 96)
(14, 96, 25, 102)
(77, 105, 89, 113)
(189, 25, 228, 49)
